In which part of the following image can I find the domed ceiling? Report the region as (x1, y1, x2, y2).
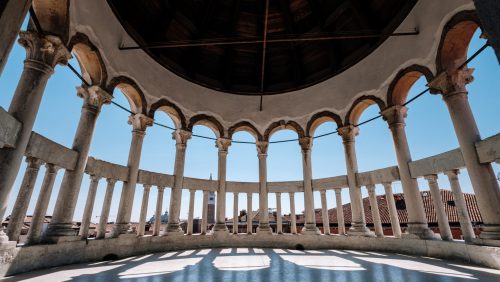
(107, 0, 417, 95)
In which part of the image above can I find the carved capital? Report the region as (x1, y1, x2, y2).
(18, 31, 71, 73)
(172, 129, 192, 146)
(77, 85, 112, 110)
(380, 105, 408, 127)
(143, 184, 152, 191)
(157, 186, 166, 193)
(366, 184, 376, 194)
(337, 125, 359, 142)
(128, 114, 153, 132)
(298, 136, 312, 152)
(424, 174, 438, 183)
(445, 169, 460, 180)
(45, 163, 60, 174)
(89, 174, 101, 182)
(216, 137, 232, 152)
(256, 141, 269, 156)
(106, 178, 117, 186)
(334, 188, 342, 195)
(427, 68, 474, 96)
(25, 157, 43, 170)
(320, 190, 326, 196)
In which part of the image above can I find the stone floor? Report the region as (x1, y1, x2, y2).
(5, 248, 500, 281)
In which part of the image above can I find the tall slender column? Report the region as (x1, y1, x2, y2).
(201, 190, 209, 234)
(167, 129, 192, 234)
(26, 163, 59, 244)
(153, 186, 165, 236)
(425, 175, 452, 241)
(213, 138, 231, 233)
(0, 0, 31, 75)
(112, 114, 153, 237)
(289, 192, 297, 234)
(334, 189, 345, 235)
(78, 175, 101, 239)
(137, 184, 151, 236)
(276, 192, 283, 234)
(382, 182, 402, 238)
(337, 126, 372, 236)
(232, 192, 239, 234)
(0, 32, 70, 234)
(96, 179, 116, 239)
(6, 157, 43, 241)
(367, 185, 384, 237)
(256, 141, 271, 234)
(247, 192, 253, 234)
(46, 86, 112, 239)
(445, 170, 475, 242)
(381, 106, 433, 239)
(298, 137, 320, 235)
(320, 190, 330, 235)
(429, 69, 500, 239)
(187, 190, 195, 235)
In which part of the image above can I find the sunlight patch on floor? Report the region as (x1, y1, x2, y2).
(280, 255, 365, 271)
(213, 255, 271, 271)
(119, 258, 202, 279)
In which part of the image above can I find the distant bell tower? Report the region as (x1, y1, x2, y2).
(208, 173, 216, 224)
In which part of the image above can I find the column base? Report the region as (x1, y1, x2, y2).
(211, 223, 229, 233)
(406, 223, 436, 239)
(479, 224, 500, 240)
(165, 223, 184, 235)
(347, 224, 375, 237)
(0, 228, 11, 244)
(42, 223, 77, 243)
(301, 223, 321, 235)
(111, 223, 131, 238)
(256, 223, 272, 235)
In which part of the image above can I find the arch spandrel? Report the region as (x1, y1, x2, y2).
(187, 114, 225, 138)
(345, 96, 386, 126)
(148, 99, 186, 130)
(228, 121, 263, 142)
(106, 76, 148, 115)
(68, 33, 107, 87)
(264, 120, 305, 142)
(306, 111, 343, 137)
(387, 65, 434, 107)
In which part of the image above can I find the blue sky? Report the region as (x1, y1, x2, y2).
(0, 23, 498, 224)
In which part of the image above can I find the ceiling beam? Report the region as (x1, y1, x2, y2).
(222, 0, 241, 89)
(279, 0, 304, 86)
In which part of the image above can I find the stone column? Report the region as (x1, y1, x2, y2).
(425, 175, 452, 241)
(382, 182, 402, 238)
(0, 32, 70, 231)
(232, 192, 239, 234)
(276, 192, 283, 234)
(113, 114, 153, 237)
(334, 189, 345, 235)
(337, 126, 372, 236)
(0, 0, 31, 75)
(167, 129, 192, 234)
(247, 193, 253, 234)
(26, 163, 60, 244)
(367, 185, 384, 237)
(428, 69, 500, 239)
(289, 192, 297, 234)
(320, 190, 330, 235)
(46, 85, 112, 239)
(6, 157, 43, 241)
(256, 141, 271, 234)
(201, 190, 209, 234)
(445, 170, 475, 242)
(213, 138, 231, 233)
(381, 106, 433, 239)
(187, 190, 196, 235)
(78, 175, 101, 239)
(153, 186, 165, 236)
(298, 137, 320, 235)
(96, 179, 116, 239)
(137, 184, 151, 236)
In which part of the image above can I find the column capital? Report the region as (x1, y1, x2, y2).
(233, 191, 239, 196)
(366, 184, 376, 194)
(143, 184, 152, 191)
(106, 178, 117, 186)
(89, 174, 101, 182)
(320, 190, 326, 196)
(190, 189, 196, 195)
(157, 186, 166, 193)
(380, 105, 408, 127)
(216, 137, 232, 153)
(298, 136, 312, 152)
(128, 114, 153, 132)
(77, 85, 112, 110)
(18, 31, 71, 73)
(203, 190, 209, 195)
(289, 192, 295, 198)
(337, 125, 359, 142)
(256, 141, 269, 156)
(45, 163, 60, 174)
(427, 68, 474, 96)
(276, 192, 281, 197)
(424, 174, 438, 183)
(445, 169, 460, 178)
(25, 156, 44, 170)
(172, 129, 192, 147)
(334, 188, 342, 194)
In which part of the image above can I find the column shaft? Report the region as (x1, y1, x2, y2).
(213, 138, 231, 232)
(6, 157, 43, 241)
(78, 175, 101, 239)
(137, 185, 151, 236)
(276, 192, 282, 234)
(201, 190, 208, 234)
(299, 137, 319, 234)
(367, 185, 384, 237)
(26, 164, 59, 244)
(0, 32, 70, 225)
(256, 141, 271, 233)
(289, 192, 297, 234)
(446, 170, 475, 242)
(187, 190, 195, 235)
(320, 191, 330, 235)
(232, 193, 238, 234)
(334, 189, 345, 235)
(425, 175, 452, 241)
(247, 193, 253, 234)
(382, 182, 402, 238)
(97, 179, 116, 239)
(153, 187, 165, 236)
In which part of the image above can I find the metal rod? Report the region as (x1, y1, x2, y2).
(119, 30, 419, 50)
(28, 7, 45, 36)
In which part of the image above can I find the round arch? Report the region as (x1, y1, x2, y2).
(386, 65, 434, 106)
(106, 76, 148, 115)
(264, 120, 305, 142)
(187, 114, 225, 138)
(228, 121, 263, 142)
(344, 96, 386, 126)
(148, 98, 187, 130)
(306, 111, 343, 137)
(68, 33, 107, 87)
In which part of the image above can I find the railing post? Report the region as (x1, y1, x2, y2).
(79, 175, 101, 239)
(232, 192, 239, 234)
(367, 184, 384, 237)
(276, 192, 283, 234)
(247, 192, 253, 234)
(97, 179, 117, 239)
(320, 190, 330, 235)
(425, 174, 452, 241)
(445, 169, 475, 242)
(289, 192, 297, 234)
(153, 186, 165, 236)
(137, 184, 152, 236)
(187, 190, 195, 235)
(382, 182, 402, 238)
(334, 188, 345, 235)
